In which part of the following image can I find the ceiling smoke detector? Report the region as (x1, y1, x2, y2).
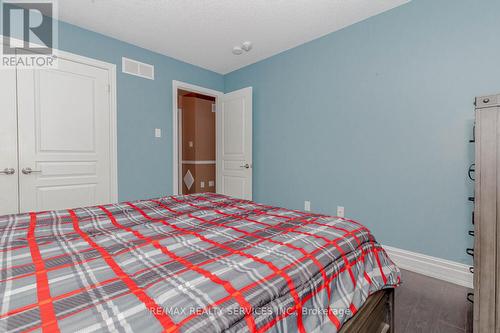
(232, 46, 243, 55)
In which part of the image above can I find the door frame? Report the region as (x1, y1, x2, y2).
(172, 80, 223, 195)
(0, 36, 118, 204)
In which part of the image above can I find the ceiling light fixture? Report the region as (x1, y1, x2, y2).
(241, 41, 252, 52)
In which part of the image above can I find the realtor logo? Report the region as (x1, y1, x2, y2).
(1, 0, 58, 68)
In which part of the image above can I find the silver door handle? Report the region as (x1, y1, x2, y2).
(240, 163, 250, 169)
(22, 167, 42, 175)
(0, 168, 15, 175)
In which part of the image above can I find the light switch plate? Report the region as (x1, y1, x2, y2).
(200, 181, 205, 188)
(209, 180, 215, 187)
(304, 201, 311, 212)
(189, 141, 193, 148)
(155, 128, 161, 138)
(337, 206, 345, 218)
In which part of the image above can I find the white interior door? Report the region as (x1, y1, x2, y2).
(217, 87, 252, 200)
(17, 55, 113, 212)
(0, 67, 19, 215)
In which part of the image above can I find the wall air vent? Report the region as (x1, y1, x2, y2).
(122, 57, 154, 80)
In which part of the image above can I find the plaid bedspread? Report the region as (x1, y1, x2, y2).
(0, 193, 400, 333)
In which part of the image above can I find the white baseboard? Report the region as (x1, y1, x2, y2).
(382, 245, 473, 289)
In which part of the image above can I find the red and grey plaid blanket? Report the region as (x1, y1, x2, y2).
(0, 193, 400, 333)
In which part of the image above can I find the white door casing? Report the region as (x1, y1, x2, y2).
(217, 87, 253, 200)
(16, 53, 117, 212)
(0, 67, 19, 215)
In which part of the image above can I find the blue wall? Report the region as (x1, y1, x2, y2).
(56, 22, 224, 201)
(5, 0, 495, 263)
(224, 0, 500, 264)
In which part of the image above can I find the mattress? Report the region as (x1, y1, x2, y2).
(0, 193, 400, 333)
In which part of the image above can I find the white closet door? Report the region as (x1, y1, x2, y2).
(217, 87, 252, 200)
(0, 67, 19, 216)
(17, 55, 112, 212)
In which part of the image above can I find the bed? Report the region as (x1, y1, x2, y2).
(0, 193, 400, 333)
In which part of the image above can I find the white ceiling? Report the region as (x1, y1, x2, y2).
(57, 0, 409, 74)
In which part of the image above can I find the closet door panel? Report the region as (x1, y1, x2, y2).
(17, 55, 112, 212)
(0, 67, 19, 216)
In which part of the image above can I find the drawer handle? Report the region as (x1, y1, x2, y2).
(468, 164, 475, 181)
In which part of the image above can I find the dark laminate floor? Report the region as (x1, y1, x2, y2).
(394, 270, 473, 333)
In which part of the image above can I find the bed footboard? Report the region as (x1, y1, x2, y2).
(339, 288, 395, 333)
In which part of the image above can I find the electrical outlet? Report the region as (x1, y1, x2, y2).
(304, 201, 311, 212)
(209, 180, 215, 187)
(200, 181, 205, 188)
(154, 128, 161, 138)
(337, 206, 345, 218)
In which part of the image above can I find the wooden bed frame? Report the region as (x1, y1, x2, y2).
(339, 289, 394, 333)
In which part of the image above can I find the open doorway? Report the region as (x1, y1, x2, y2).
(177, 89, 216, 194)
(172, 80, 253, 200)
